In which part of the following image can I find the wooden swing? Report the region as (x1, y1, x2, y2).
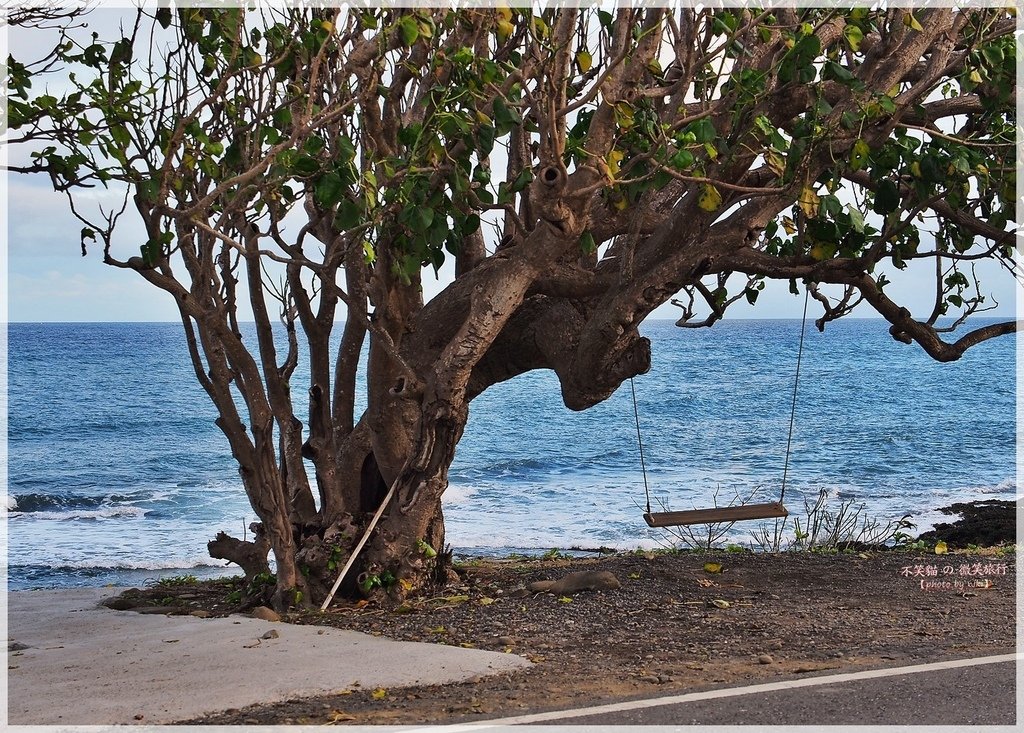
(633, 288, 811, 528)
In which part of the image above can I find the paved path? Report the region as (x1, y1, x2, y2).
(426, 653, 1018, 729)
(6, 588, 530, 725)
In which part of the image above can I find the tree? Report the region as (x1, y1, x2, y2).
(6, 6, 1017, 609)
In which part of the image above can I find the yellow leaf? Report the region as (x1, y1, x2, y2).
(903, 12, 924, 32)
(614, 102, 635, 130)
(576, 51, 592, 73)
(781, 216, 796, 235)
(445, 594, 470, 604)
(798, 186, 820, 219)
(810, 243, 835, 261)
(320, 20, 334, 33)
(910, 161, 922, 178)
(328, 710, 356, 722)
(478, 597, 496, 606)
(460, 642, 477, 648)
(698, 183, 722, 212)
(766, 151, 786, 176)
(703, 562, 723, 574)
(606, 149, 624, 179)
(612, 195, 629, 211)
(371, 688, 387, 700)
(711, 599, 730, 609)
(558, 596, 573, 603)
(399, 578, 413, 592)
(496, 5, 512, 22)
(496, 18, 514, 42)
(935, 540, 948, 555)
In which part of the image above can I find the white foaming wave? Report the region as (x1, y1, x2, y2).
(2, 494, 17, 512)
(7, 506, 149, 521)
(442, 483, 478, 505)
(56, 557, 221, 571)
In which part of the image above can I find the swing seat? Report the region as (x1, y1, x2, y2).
(643, 501, 788, 528)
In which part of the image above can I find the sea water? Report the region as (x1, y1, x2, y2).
(5, 319, 1017, 589)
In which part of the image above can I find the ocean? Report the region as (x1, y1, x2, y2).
(5, 319, 1017, 590)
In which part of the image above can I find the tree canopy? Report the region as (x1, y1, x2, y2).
(6, 6, 1017, 608)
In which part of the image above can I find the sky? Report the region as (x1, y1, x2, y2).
(3, 7, 1019, 324)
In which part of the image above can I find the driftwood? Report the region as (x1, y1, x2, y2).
(208, 527, 271, 580)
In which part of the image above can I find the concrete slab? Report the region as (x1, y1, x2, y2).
(7, 588, 530, 725)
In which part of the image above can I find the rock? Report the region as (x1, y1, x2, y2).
(8, 641, 30, 652)
(497, 636, 515, 646)
(100, 596, 138, 611)
(261, 629, 280, 640)
(250, 606, 281, 622)
(190, 610, 212, 619)
(758, 654, 774, 665)
(527, 570, 621, 595)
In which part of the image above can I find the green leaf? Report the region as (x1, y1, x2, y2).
(579, 231, 596, 255)
(872, 179, 900, 215)
(397, 15, 419, 46)
(155, 7, 172, 29)
(844, 24, 863, 52)
(460, 213, 481, 237)
(848, 206, 865, 233)
(334, 198, 362, 230)
(849, 139, 870, 171)
(314, 172, 345, 207)
(576, 50, 592, 73)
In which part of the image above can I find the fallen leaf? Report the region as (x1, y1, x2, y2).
(371, 688, 387, 700)
(478, 597, 496, 606)
(558, 596, 573, 603)
(696, 578, 716, 588)
(327, 710, 355, 723)
(703, 562, 723, 574)
(935, 541, 948, 555)
(445, 594, 470, 604)
(711, 599, 731, 609)
(459, 642, 476, 648)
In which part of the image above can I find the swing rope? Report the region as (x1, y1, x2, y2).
(630, 377, 652, 514)
(779, 284, 811, 504)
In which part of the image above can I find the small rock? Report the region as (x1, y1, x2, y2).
(189, 610, 212, 619)
(497, 636, 515, 646)
(251, 606, 281, 622)
(261, 629, 280, 640)
(8, 642, 30, 652)
(758, 654, 774, 665)
(640, 675, 661, 684)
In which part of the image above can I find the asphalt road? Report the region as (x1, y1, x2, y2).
(430, 654, 1018, 729)
(554, 659, 1017, 726)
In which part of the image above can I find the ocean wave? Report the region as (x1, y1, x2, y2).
(8, 506, 149, 521)
(35, 558, 223, 571)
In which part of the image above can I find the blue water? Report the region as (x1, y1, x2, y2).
(5, 319, 1017, 589)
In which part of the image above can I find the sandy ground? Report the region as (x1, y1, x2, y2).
(5, 587, 530, 725)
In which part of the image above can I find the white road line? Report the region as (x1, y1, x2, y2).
(412, 652, 1021, 730)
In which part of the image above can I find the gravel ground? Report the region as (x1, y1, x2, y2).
(113, 547, 1016, 726)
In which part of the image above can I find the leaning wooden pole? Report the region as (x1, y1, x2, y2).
(320, 480, 398, 611)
